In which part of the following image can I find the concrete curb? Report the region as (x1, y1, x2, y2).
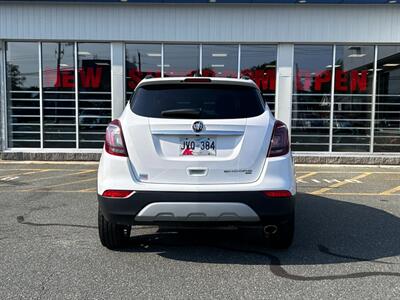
(1, 152, 399, 165)
(293, 154, 400, 165)
(0, 152, 101, 161)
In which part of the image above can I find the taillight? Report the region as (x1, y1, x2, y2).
(102, 190, 134, 198)
(263, 190, 292, 198)
(105, 119, 128, 157)
(267, 120, 289, 157)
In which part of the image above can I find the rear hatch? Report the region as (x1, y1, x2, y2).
(122, 79, 273, 185)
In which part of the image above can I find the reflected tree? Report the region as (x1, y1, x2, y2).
(7, 63, 25, 90)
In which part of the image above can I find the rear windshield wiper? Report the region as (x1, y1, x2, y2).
(161, 108, 201, 118)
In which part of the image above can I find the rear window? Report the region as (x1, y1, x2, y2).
(130, 84, 265, 119)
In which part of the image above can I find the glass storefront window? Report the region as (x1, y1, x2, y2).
(240, 45, 277, 113)
(6, 42, 40, 148)
(163, 44, 199, 77)
(292, 45, 333, 151)
(332, 45, 375, 152)
(202, 44, 238, 78)
(42, 42, 76, 148)
(3, 41, 398, 154)
(126, 44, 161, 101)
(78, 43, 111, 149)
(374, 46, 400, 152)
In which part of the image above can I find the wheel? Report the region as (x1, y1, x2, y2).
(262, 213, 294, 249)
(98, 208, 131, 250)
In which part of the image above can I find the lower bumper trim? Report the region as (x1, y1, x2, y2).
(98, 190, 295, 225)
(134, 202, 260, 222)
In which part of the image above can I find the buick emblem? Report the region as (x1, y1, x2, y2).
(192, 121, 204, 133)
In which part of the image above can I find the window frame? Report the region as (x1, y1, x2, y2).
(290, 43, 398, 154)
(10, 41, 400, 154)
(4, 41, 111, 151)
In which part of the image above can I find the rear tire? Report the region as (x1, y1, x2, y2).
(98, 209, 131, 250)
(263, 213, 294, 249)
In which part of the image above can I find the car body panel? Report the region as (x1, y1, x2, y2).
(97, 76, 296, 225)
(97, 150, 296, 194)
(121, 107, 274, 185)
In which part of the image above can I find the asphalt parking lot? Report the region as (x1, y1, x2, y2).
(0, 161, 399, 299)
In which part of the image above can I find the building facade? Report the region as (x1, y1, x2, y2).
(0, 1, 400, 160)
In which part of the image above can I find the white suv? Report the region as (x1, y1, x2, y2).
(97, 77, 296, 249)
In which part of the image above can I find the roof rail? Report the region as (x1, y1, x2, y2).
(144, 75, 154, 79)
(241, 76, 251, 80)
(192, 72, 202, 77)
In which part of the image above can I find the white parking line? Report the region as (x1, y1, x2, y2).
(323, 179, 341, 183)
(0, 176, 19, 182)
(344, 179, 363, 183)
(296, 177, 365, 184)
(311, 172, 372, 195)
(0, 169, 51, 180)
(20, 177, 97, 192)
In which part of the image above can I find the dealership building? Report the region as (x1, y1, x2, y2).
(0, 0, 400, 162)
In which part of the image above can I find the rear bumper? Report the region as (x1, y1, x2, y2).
(98, 150, 297, 195)
(98, 191, 295, 226)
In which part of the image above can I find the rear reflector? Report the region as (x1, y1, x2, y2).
(102, 190, 134, 198)
(263, 190, 292, 198)
(183, 78, 212, 83)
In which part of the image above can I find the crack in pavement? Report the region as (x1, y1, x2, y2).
(318, 244, 395, 265)
(215, 245, 400, 281)
(16, 216, 97, 229)
(13, 220, 400, 281)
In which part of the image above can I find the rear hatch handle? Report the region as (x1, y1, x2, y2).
(187, 167, 208, 177)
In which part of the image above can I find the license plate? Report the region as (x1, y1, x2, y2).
(179, 137, 216, 156)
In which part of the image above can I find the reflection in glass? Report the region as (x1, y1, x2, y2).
(78, 43, 111, 148)
(126, 44, 161, 100)
(240, 45, 277, 113)
(202, 45, 238, 78)
(334, 46, 374, 95)
(375, 46, 400, 152)
(164, 44, 199, 77)
(292, 45, 333, 151)
(332, 45, 374, 152)
(42, 42, 76, 148)
(294, 45, 333, 95)
(6, 42, 40, 148)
